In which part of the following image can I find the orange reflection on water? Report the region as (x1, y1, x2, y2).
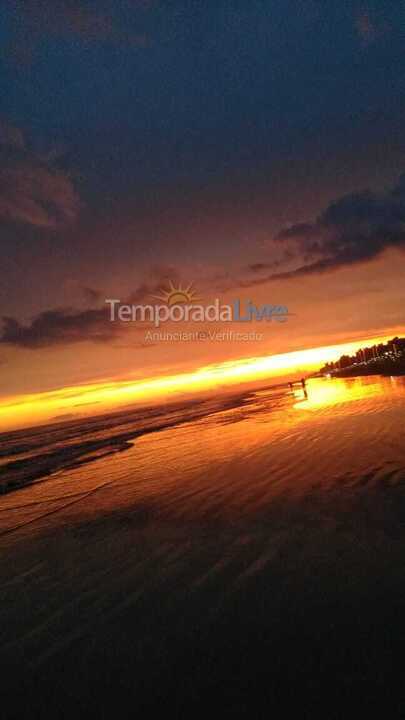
(293, 377, 383, 411)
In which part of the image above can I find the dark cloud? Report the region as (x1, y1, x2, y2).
(81, 286, 103, 305)
(247, 249, 296, 274)
(249, 262, 275, 273)
(127, 265, 180, 304)
(0, 308, 119, 349)
(0, 268, 179, 349)
(0, 122, 80, 229)
(243, 173, 405, 285)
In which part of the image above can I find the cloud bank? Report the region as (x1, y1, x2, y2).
(0, 267, 179, 349)
(245, 172, 405, 284)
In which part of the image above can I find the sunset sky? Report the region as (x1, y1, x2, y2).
(1, 0, 405, 428)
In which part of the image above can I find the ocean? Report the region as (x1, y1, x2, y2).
(1, 376, 405, 717)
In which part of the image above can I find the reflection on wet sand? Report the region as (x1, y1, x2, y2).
(1, 376, 405, 717)
(293, 376, 383, 410)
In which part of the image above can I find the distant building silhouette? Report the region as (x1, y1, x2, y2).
(319, 337, 405, 375)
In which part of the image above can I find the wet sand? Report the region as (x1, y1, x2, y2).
(2, 377, 405, 717)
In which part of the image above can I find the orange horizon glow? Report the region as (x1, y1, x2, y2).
(0, 332, 401, 431)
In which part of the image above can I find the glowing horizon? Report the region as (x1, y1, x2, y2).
(0, 331, 401, 432)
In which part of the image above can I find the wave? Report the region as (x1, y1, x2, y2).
(0, 385, 287, 494)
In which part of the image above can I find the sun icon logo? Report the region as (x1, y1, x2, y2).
(151, 281, 201, 306)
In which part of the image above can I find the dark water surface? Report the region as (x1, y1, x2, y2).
(1, 377, 405, 717)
